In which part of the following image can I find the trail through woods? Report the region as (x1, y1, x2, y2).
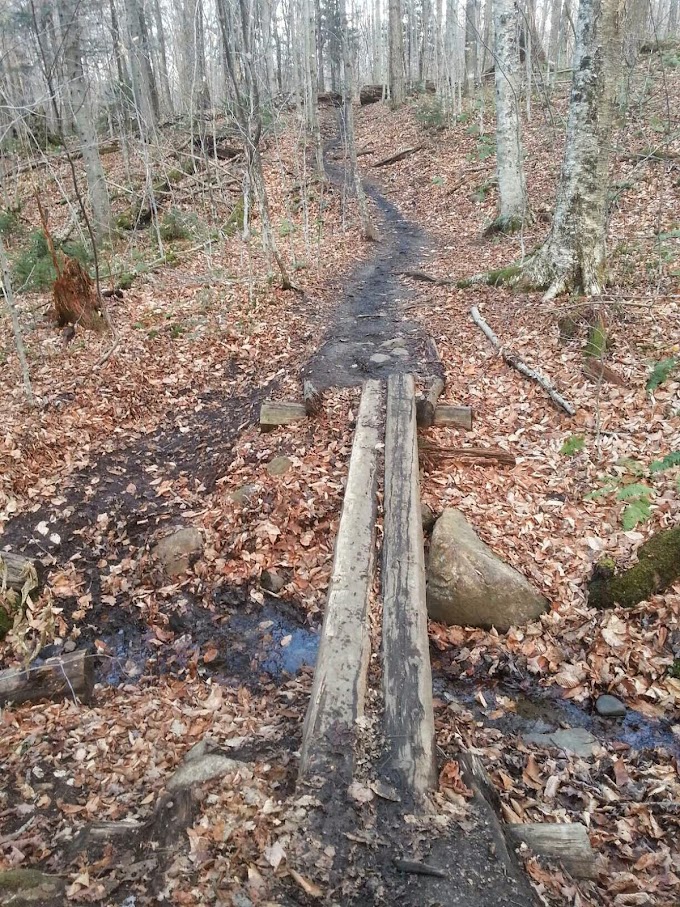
(0, 69, 679, 906)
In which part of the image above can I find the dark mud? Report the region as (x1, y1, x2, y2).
(304, 127, 435, 390)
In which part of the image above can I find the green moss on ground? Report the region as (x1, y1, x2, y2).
(588, 526, 680, 608)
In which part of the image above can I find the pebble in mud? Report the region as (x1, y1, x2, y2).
(370, 353, 392, 365)
(595, 694, 626, 718)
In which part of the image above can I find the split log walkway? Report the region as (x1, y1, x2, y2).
(297, 375, 544, 905)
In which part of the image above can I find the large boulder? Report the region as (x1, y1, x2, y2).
(426, 509, 548, 632)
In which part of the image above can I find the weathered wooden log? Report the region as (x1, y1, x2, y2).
(0, 552, 44, 594)
(303, 380, 324, 417)
(420, 443, 515, 465)
(416, 378, 445, 428)
(299, 381, 383, 780)
(506, 823, 599, 879)
(401, 270, 455, 286)
(360, 84, 385, 105)
(382, 374, 437, 804)
(0, 649, 94, 706)
(317, 90, 343, 106)
(433, 405, 473, 429)
(589, 527, 680, 609)
(470, 306, 575, 416)
(373, 145, 424, 168)
(260, 401, 307, 431)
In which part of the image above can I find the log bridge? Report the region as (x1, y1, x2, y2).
(294, 375, 594, 903)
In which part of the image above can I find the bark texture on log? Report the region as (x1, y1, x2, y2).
(416, 377, 445, 428)
(303, 380, 324, 417)
(588, 527, 680, 609)
(0, 650, 94, 706)
(299, 381, 383, 780)
(471, 306, 575, 415)
(373, 145, 423, 168)
(506, 823, 599, 879)
(0, 553, 44, 594)
(260, 401, 307, 431)
(382, 374, 437, 804)
(432, 405, 473, 429)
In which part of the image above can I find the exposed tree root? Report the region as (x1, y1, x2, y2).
(483, 214, 525, 237)
(458, 252, 606, 301)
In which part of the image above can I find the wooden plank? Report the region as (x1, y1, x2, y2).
(506, 822, 599, 880)
(260, 400, 307, 431)
(433, 404, 473, 429)
(382, 373, 437, 804)
(299, 380, 383, 780)
(416, 378, 445, 428)
(0, 552, 44, 594)
(0, 650, 94, 706)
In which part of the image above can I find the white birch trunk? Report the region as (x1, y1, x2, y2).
(522, 0, 623, 298)
(491, 0, 526, 233)
(58, 0, 111, 243)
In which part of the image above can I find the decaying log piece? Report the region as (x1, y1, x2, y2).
(317, 90, 343, 106)
(416, 378, 445, 428)
(420, 443, 515, 466)
(360, 84, 385, 105)
(373, 145, 424, 168)
(0, 649, 94, 706)
(506, 823, 599, 879)
(260, 401, 307, 431)
(433, 405, 473, 429)
(470, 306, 575, 416)
(582, 358, 626, 386)
(0, 552, 44, 595)
(303, 380, 324, 417)
(382, 374, 437, 803)
(299, 381, 383, 780)
(402, 270, 455, 286)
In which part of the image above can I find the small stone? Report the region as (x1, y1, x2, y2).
(380, 337, 406, 350)
(369, 353, 392, 365)
(390, 348, 409, 359)
(260, 569, 286, 593)
(0, 869, 65, 904)
(267, 456, 292, 476)
(153, 528, 203, 577)
(524, 727, 598, 758)
(421, 503, 437, 532)
(595, 694, 626, 718)
(167, 753, 252, 791)
(230, 484, 257, 504)
(64, 639, 77, 653)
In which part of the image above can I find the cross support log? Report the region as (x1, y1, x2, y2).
(0, 650, 94, 707)
(260, 401, 307, 431)
(299, 380, 383, 780)
(382, 373, 437, 804)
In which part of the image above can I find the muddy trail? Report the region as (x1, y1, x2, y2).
(305, 121, 435, 390)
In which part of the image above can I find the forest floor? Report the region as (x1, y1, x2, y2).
(1, 51, 680, 907)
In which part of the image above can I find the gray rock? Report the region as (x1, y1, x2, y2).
(260, 569, 286, 593)
(369, 353, 392, 365)
(167, 753, 252, 791)
(595, 694, 626, 718)
(153, 528, 203, 577)
(426, 508, 548, 632)
(390, 348, 410, 359)
(380, 337, 406, 350)
(523, 727, 598, 758)
(230, 484, 257, 504)
(421, 502, 437, 532)
(0, 869, 65, 905)
(267, 456, 292, 476)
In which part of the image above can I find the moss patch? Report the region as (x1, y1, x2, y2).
(588, 526, 680, 608)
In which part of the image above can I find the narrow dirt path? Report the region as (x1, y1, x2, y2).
(305, 126, 434, 390)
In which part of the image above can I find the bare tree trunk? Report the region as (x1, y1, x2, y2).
(149, 0, 174, 114)
(0, 235, 34, 404)
(124, 0, 160, 130)
(389, 0, 405, 104)
(57, 0, 111, 243)
(518, 0, 623, 297)
(489, 0, 527, 233)
(548, 0, 563, 80)
(302, 0, 324, 171)
(464, 0, 479, 95)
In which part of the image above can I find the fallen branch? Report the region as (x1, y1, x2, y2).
(470, 306, 575, 416)
(373, 145, 423, 168)
(420, 443, 516, 466)
(401, 270, 455, 286)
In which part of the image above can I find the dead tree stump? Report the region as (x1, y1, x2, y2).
(53, 258, 105, 332)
